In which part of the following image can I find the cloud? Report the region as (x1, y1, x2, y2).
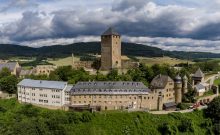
(2, 11, 52, 41)
(20, 36, 100, 47)
(0, 0, 220, 53)
(0, 0, 38, 12)
(123, 36, 220, 53)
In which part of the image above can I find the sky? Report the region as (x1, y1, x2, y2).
(0, 0, 220, 53)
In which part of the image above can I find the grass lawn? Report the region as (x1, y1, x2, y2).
(214, 78, 220, 85)
(48, 56, 80, 66)
(203, 90, 215, 97)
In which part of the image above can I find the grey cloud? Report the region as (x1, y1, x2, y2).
(3, 11, 51, 41)
(0, 0, 220, 50)
(0, 0, 38, 12)
(112, 0, 150, 11)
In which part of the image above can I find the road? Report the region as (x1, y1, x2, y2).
(149, 105, 207, 114)
(205, 73, 220, 85)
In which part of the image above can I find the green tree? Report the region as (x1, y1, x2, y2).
(0, 75, 17, 93)
(91, 58, 101, 70)
(0, 67, 11, 78)
(206, 96, 220, 122)
(107, 70, 120, 81)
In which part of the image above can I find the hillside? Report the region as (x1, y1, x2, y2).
(0, 42, 220, 59)
(0, 99, 213, 135)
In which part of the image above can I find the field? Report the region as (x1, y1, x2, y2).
(48, 56, 193, 67)
(137, 56, 194, 66)
(48, 57, 80, 66)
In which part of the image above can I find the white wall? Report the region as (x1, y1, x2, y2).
(17, 85, 68, 107)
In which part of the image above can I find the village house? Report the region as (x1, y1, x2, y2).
(0, 62, 20, 76)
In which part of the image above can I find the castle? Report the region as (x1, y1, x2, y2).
(17, 74, 189, 111)
(100, 27, 122, 70)
(17, 27, 192, 111)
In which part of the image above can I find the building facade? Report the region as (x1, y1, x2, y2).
(100, 27, 121, 70)
(17, 79, 71, 109)
(150, 74, 177, 110)
(33, 65, 57, 76)
(70, 81, 151, 110)
(17, 74, 188, 111)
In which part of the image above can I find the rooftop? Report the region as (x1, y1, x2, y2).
(102, 27, 120, 36)
(163, 102, 176, 108)
(193, 68, 204, 78)
(150, 74, 173, 89)
(73, 81, 148, 90)
(0, 62, 18, 71)
(18, 79, 67, 90)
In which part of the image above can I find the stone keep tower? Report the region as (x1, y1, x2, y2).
(174, 75, 182, 104)
(101, 27, 121, 71)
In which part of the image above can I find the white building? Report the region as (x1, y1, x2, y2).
(195, 82, 209, 96)
(17, 79, 72, 109)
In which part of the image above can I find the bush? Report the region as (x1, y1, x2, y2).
(0, 106, 6, 113)
(159, 123, 179, 135)
(177, 103, 190, 110)
(81, 111, 93, 122)
(178, 119, 195, 132)
(206, 96, 220, 122)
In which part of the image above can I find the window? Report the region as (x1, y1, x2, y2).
(44, 100, 48, 103)
(39, 99, 43, 102)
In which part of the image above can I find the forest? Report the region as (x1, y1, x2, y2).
(1, 42, 220, 59)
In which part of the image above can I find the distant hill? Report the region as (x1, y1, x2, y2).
(0, 42, 220, 59)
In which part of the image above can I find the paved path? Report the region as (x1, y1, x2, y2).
(149, 105, 207, 114)
(205, 73, 220, 85)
